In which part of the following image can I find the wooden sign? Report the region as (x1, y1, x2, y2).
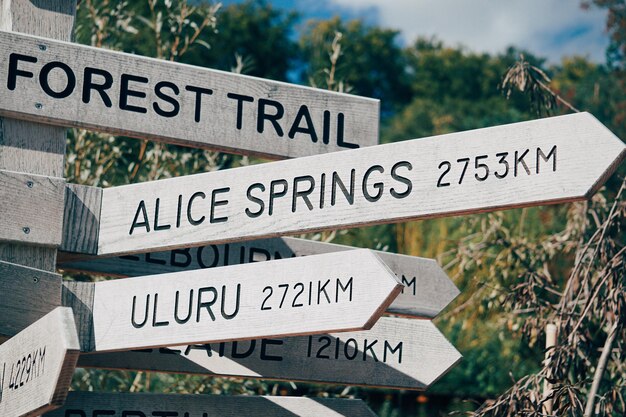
(93, 112, 626, 256)
(0, 307, 79, 417)
(0, 30, 379, 159)
(43, 392, 378, 417)
(87, 249, 402, 352)
(0, 261, 62, 339)
(79, 317, 461, 390)
(59, 237, 459, 319)
(0, 170, 66, 247)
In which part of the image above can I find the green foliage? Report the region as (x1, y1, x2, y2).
(299, 17, 412, 113)
(69, 2, 626, 415)
(189, 0, 297, 80)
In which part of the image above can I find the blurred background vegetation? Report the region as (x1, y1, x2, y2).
(66, 0, 626, 415)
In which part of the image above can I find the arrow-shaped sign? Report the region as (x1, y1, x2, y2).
(79, 317, 461, 390)
(59, 237, 459, 319)
(78, 249, 401, 352)
(0, 307, 79, 417)
(43, 392, 378, 417)
(0, 30, 378, 159)
(93, 113, 625, 256)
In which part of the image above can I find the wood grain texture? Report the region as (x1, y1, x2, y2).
(90, 249, 402, 352)
(0, 0, 75, 271)
(43, 392, 378, 417)
(60, 184, 101, 254)
(0, 260, 61, 338)
(79, 317, 461, 390)
(0, 307, 79, 417)
(59, 236, 459, 319)
(0, 170, 65, 246)
(0, 30, 379, 160)
(96, 113, 626, 256)
(61, 281, 95, 353)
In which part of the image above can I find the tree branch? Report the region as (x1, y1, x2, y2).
(583, 320, 620, 417)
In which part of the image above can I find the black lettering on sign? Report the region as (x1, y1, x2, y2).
(131, 285, 241, 328)
(153, 198, 171, 231)
(0, 362, 5, 403)
(436, 146, 558, 187)
(537, 145, 557, 173)
(362, 165, 384, 202)
(336, 113, 359, 149)
(260, 339, 284, 361)
(129, 200, 150, 235)
(257, 98, 284, 136)
(390, 161, 413, 198)
(185, 85, 213, 123)
(306, 337, 403, 364)
(6, 346, 46, 391)
(39, 61, 76, 99)
(288, 105, 317, 142)
(261, 278, 353, 310)
(332, 170, 356, 206)
(7, 53, 37, 90)
(401, 275, 416, 296)
(245, 183, 265, 218)
(153, 81, 180, 118)
(210, 187, 230, 224)
(119, 73, 148, 114)
(83, 67, 113, 107)
(227, 93, 254, 130)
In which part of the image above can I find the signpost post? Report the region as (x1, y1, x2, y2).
(86, 112, 625, 257)
(43, 392, 379, 417)
(78, 317, 461, 390)
(0, 30, 379, 160)
(0, 307, 79, 417)
(72, 249, 402, 352)
(59, 236, 459, 319)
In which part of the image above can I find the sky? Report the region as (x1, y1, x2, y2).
(220, 0, 610, 63)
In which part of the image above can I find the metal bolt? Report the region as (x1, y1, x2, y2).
(33, 277, 39, 283)
(38, 44, 47, 51)
(22, 227, 30, 234)
(26, 180, 34, 188)
(35, 103, 43, 109)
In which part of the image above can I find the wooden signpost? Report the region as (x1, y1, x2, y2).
(59, 236, 460, 319)
(43, 392, 378, 417)
(86, 112, 626, 256)
(79, 249, 402, 352)
(0, 307, 79, 417)
(0, 261, 62, 338)
(0, 30, 379, 160)
(78, 317, 461, 390)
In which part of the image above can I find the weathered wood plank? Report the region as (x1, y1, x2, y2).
(0, 30, 379, 160)
(61, 281, 95, 353)
(79, 317, 461, 390)
(95, 112, 626, 257)
(0, 0, 75, 270)
(0, 307, 79, 417)
(43, 392, 378, 417)
(60, 184, 101, 254)
(0, 170, 65, 246)
(0, 260, 61, 338)
(59, 236, 459, 319)
(70, 249, 402, 352)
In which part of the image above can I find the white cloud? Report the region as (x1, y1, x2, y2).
(329, 0, 609, 62)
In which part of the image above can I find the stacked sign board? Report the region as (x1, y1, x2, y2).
(0, 5, 624, 416)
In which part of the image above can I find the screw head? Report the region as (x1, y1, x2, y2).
(38, 44, 47, 51)
(33, 277, 39, 283)
(26, 181, 34, 188)
(22, 227, 30, 234)
(35, 103, 43, 109)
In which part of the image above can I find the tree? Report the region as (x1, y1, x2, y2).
(299, 17, 412, 115)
